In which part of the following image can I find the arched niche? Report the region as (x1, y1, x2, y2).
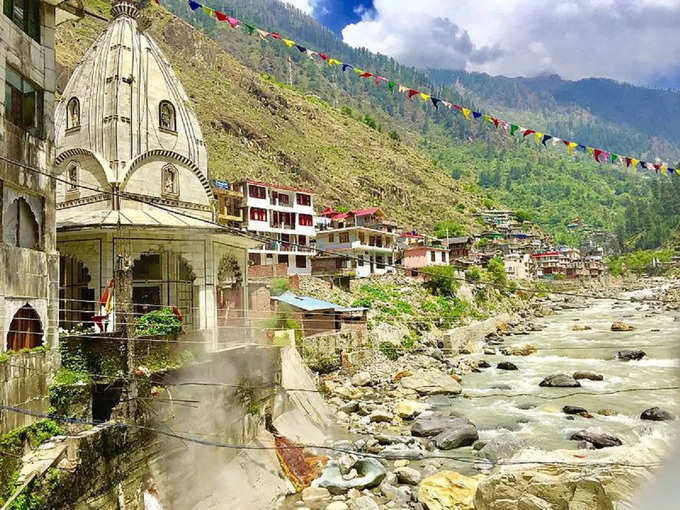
(6, 304, 43, 351)
(3, 197, 40, 249)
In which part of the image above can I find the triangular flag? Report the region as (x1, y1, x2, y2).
(603, 151, 610, 164)
(534, 132, 543, 145)
(419, 92, 430, 101)
(398, 85, 409, 94)
(654, 163, 661, 173)
(567, 142, 578, 154)
(305, 50, 317, 59)
(282, 38, 296, 47)
(632, 158, 639, 168)
(202, 6, 213, 17)
(256, 29, 269, 40)
(375, 76, 387, 87)
(472, 111, 482, 119)
(441, 101, 452, 109)
(244, 23, 256, 35)
(577, 144, 587, 152)
(359, 72, 373, 78)
(328, 58, 341, 66)
(271, 33, 282, 40)
(501, 121, 510, 134)
(523, 129, 535, 137)
(462, 108, 471, 120)
(215, 10, 227, 21)
(453, 104, 462, 111)
(227, 16, 239, 28)
(510, 125, 519, 136)
(551, 137, 560, 146)
(342, 63, 353, 72)
(408, 89, 419, 99)
(586, 147, 594, 157)
(188, 0, 201, 11)
(318, 53, 328, 60)
(482, 114, 493, 123)
(353, 68, 364, 74)
(668, 167, 675, 174)
(491, 117, 499, 127)
(541, 134, 552, 145)
(388, 81, 396, 91)
(594, 149, 603, 162)
(611, 153, 618, 164)
(431, 97, 442, 109)
(625, 157, 632, 167)
(296, 45, 306, 53)
(661, 164, 668, 175)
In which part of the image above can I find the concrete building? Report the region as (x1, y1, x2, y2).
(53, 0, 257, 347)
(1, 0, 83, 433)
(402, 246, 450, 270)
(313, 207, 398, 278)
(504, 253, 533, 280)
(230, 179, 316, 276)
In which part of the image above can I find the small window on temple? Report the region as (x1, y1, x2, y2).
(3, 0, 40, 42)
(67, 162, 79, 191)
(159, 100, 176, 132)
(66, 97, 80, 130)
(161, 164, 179, 197)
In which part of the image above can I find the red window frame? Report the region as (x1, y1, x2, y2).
(299, 214, 313, 226)
(296, 193, 311, 206)
(249, 207, 267, 221)
(249, 185, 266, 199)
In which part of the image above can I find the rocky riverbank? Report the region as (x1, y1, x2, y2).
(279, 277, 679, 510)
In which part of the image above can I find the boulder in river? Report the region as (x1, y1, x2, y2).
(640, 407, 675, 421)
(314, 458, 386, 494)
(563, 405, 589, 415)
(432, 419, 479, 450)
(497, 361, 519, 371)
(539, 374, 581, 387)
(570, 429, 623, 449)
(411, 413, 459, 437)
(572, 324, 592, 331)
(614, 350, 646, 361)
(501, 344, 537, 356)
(418, 471, 484, 510)
(473, 466, 615, 510)
(478, 433, 527, 463)
(596, 409, 618, 416)
(573, 371, 604, 381)
(611, 321, 634, 331)
(400, 369, 462, 395)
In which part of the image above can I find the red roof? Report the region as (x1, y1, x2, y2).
(350, 207, 380, 217)
(400, 232, 423, 238)
(246, 179, 314, 194)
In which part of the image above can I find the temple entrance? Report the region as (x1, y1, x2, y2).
(59, 256, 95, 330)
(6, 304, 43, 351)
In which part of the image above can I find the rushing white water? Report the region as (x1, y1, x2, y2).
(431, 286, 680, 505)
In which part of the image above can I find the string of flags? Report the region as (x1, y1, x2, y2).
(156, 0, 677, 176)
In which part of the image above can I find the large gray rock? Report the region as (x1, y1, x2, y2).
(432, 419, 479, 450)
(349, 496, 379, 510)
(640, 407, 675, 421)
(411, 413, 456, 437)
(474, 467, 615, 510)
(539, 374, 581, 387)
(570, 429, 623, 449)
(400, 369, 462, 395)
(614, 350, 646, 361)
(314, 458, 387, 494)
(573, 371, 604, 381)
(394, 466, 422, 485)
(478, 433, 527, 463)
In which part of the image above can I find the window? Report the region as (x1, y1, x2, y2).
(328, 233, 334, 243)
(161, 164, 179, 197)
(66, 162, 78, 191)
(295, 255, 307, 268)
(376, 255, 384, 268)
(249, 185, 266, 199)
(66, 97, 80, 130)
(3, 197, 39, 249)
(431, 251, 436, 262)
(358, 232, 365, 244)
(296, 193, 311, 206)
(278, 254, 288, 264)
(335, 257, 345, 269)
(159, 100, 176, 132)
(132, 254, 162, 280)
(298, 235, 306, 245)
(249, 207, 267, 222)
(299, 214, 313, 227)
(6, 304, 42, 351)
(274, 192, 289, 206)
(4, 66, 42, 136)
(3, 0, 40, 42)
(339, 232, 350, 244)
(358, 256, 364, 267)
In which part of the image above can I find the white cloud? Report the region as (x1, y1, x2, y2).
(341, 0, 680, 85)
(283, 0, 316, 15)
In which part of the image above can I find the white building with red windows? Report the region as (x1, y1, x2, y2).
(232, 179, 316, 275)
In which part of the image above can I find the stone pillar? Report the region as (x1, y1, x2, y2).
(114, 254, 138, 419)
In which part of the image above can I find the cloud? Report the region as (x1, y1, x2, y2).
(282, 0, 316, 15)
(341, 0, 680, 85)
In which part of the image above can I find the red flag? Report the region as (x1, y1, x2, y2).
(492, 117, 499, 128)
(172, 306, 184, 322)
(453, 104, 462, 111)
(654, 163, 661, 173)
(271, 33, 282, 39)
(319, 53, 328, 60)
(359, 72, 373, 78)
(523, 129, 535, 137)
(215, 11, 228, 21)
(408, 89, 419, 100)
(562, 140, 570, 147)
(625, 157, 632, 167)
(594, 149, 603, 162)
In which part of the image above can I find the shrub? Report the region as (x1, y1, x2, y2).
(388, 130, 400, 141)
(421, 265, 461, 296)
(434, 220, 466, 239)
(378, 341, 402, 361)
(341, 105, 353, 117)
(486, 257, 508, 288)
(136, 308, 182, 337)
(363, 114, 377, 130)
(465, 266, 483, 282)
(270, 277, 289, 297)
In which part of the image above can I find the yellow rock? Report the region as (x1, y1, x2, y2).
(394, 400, 428, 419)
(418, 471, 485, 510)
(392, 369, 412, 383)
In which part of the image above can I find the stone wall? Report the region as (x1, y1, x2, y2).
(0, 350, 57, 434)
(443, 313, 516, 354)
(299, 329, 367, 372)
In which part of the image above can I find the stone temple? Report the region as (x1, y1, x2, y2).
(54, 0, 257, 346)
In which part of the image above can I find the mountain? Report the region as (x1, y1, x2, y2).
(54, 1, 489, 234)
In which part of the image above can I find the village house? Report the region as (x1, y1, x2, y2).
(313, 207, 398, 278)
(531, 251, 566, 278)
(504, 253, 534, 280)
(53, 0, 259, 348)
(401, 245, 450, 276)
(1, 0, 83, 433)
(229, 179, 316, 277)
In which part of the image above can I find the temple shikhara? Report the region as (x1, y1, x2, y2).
(53, 0, 257, 345)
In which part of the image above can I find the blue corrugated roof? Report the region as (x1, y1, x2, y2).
(271, 292, 367, 313)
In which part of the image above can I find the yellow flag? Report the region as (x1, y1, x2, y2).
(419, 93, 430, 101)
(567, 142, 578, 154)
(482, 114, 494, 124)
(282, 38, 296, 47)
(462, 108, 471, 120)
(661, 164, 668, 175)
(587, 147, 594, 157)
(534, 132, 543, 145)
(202, 5, 213, 17)
(631, 158, 639, 168)
(354, 68, 364, 74)
(328, 58, 342, 67)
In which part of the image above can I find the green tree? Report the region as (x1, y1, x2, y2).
(434, 220, 466, 239)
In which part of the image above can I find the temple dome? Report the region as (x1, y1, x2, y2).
(55, 0, 212, 220)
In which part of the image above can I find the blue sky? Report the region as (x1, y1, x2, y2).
(285, 0, 680, 89)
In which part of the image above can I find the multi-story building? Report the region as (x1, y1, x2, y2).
(232, 179, 316, 275)
(531, 251, 566, 278)
(212, 180, 244, 228)
(314, 207, 398, 278)
(1, 0, 81, 433)
(401, 245, 450, 275)
(504, 253, 534, 280)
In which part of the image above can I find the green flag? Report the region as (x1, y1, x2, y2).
(510, 124, 519, 136)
